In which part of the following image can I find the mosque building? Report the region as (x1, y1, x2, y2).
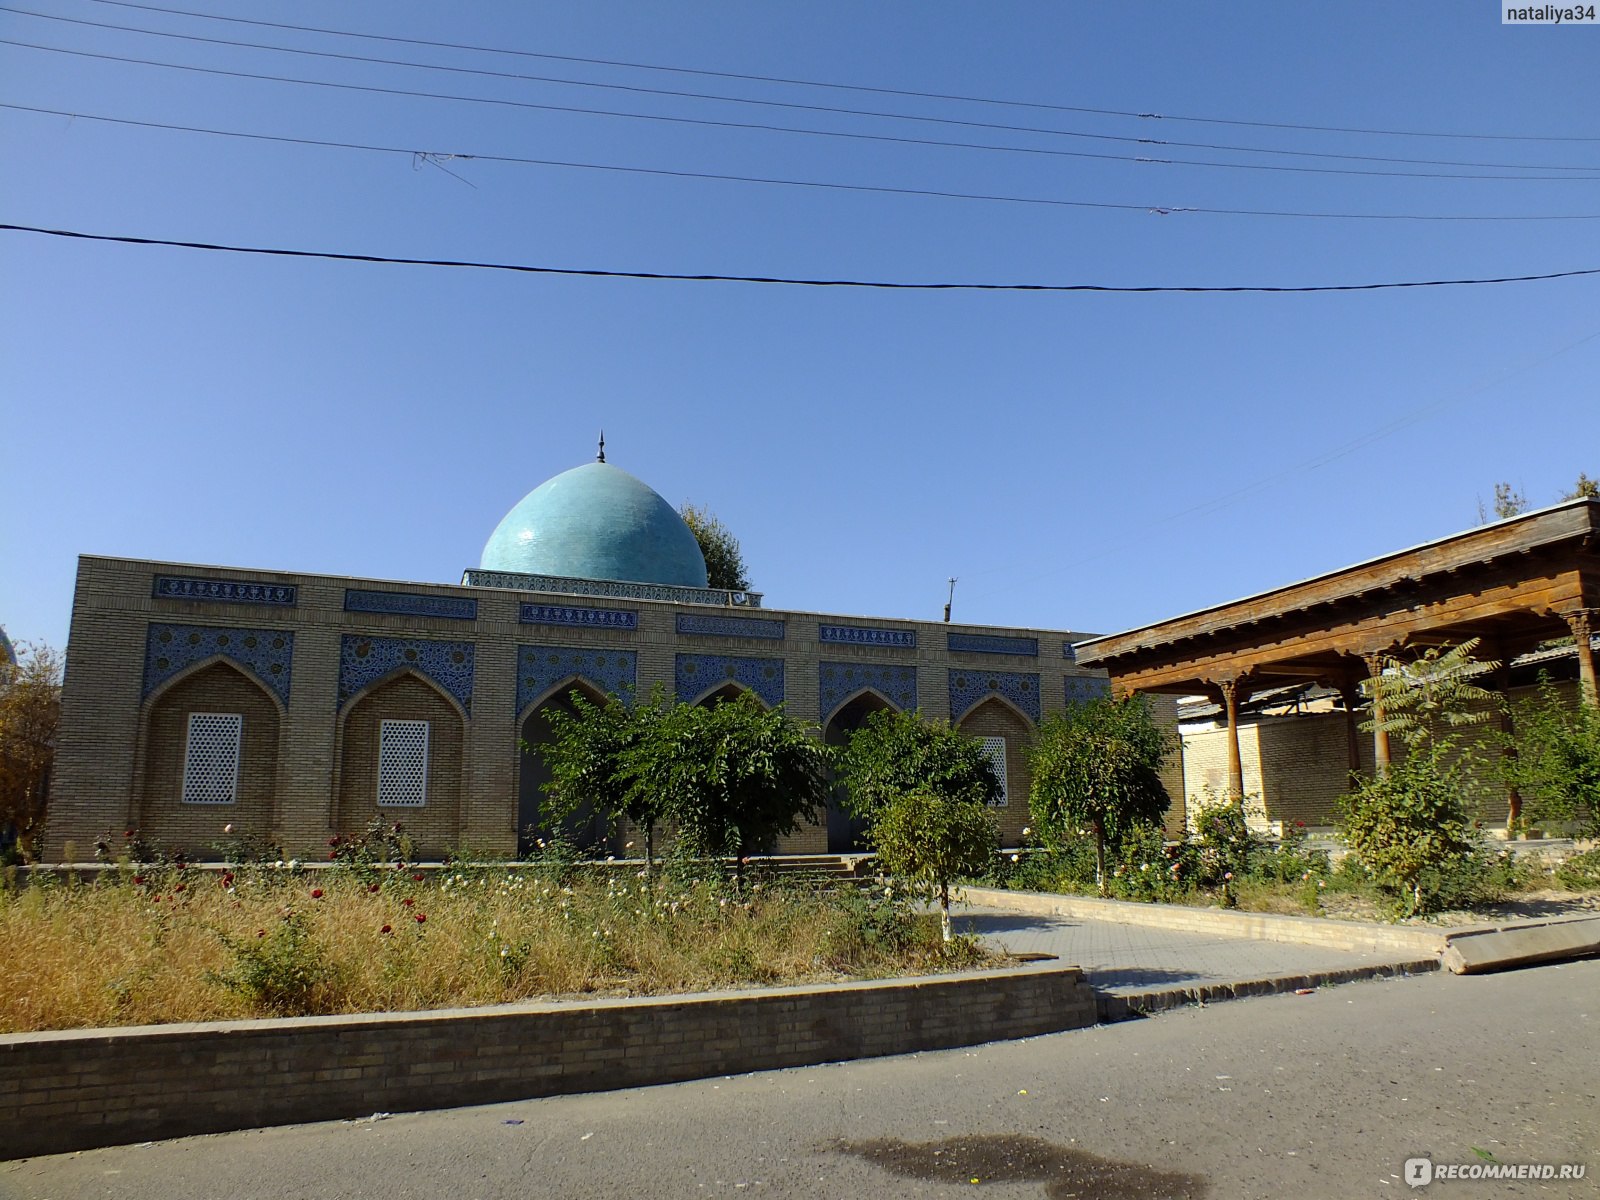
(45, 450, 1119, 861)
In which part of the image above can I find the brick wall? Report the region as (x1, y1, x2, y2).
(957, 698, 1035, 843)
(336, 675, 465, 858)
(0, 964, 1096, 1159)
(138, 662, 282, 857)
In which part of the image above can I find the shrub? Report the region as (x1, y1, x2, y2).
(1338, 744, 1482, 916)
(1554, 847, 1600, 890)
(209, 910, 339, 1016)
(1105, 823, 1194, 903)
(869, 788, 998, 941)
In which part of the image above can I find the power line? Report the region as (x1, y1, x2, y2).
(7, 6, 1597, 176)
(8, 37, 1598, 186)
(86, 0, 1600, 145)
(6, 223, 1600, 292)
(10, 104, 1600, 223)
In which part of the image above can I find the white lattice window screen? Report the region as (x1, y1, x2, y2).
(378, 719, 430, 808)
(980, 736, 1009, 807)
(182, 713, 241, 805)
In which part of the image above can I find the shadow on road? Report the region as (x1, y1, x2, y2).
(953, 913, 1077, 937)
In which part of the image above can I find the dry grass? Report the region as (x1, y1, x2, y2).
(0, 864, 983, 1032)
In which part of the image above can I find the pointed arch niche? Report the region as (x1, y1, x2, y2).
(956, 695, 1034, 844)
(515, 678, 615, 857)
(335, 671, 466, 856)
(137, 659, 284, 856)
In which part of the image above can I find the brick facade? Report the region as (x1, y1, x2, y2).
(48, 556, 1111, 860)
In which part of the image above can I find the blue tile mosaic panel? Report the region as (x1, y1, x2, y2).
(143, 624, 294, 706)
(948, 668, 1041, 724)
(153, 575, 296, 606)
(519, 603, 638, 631)
(339, 636, 475, 714)
(344, 589, 478, 620)
(1063, 642, 1078, 662)
(1065, 675, 1111, 706)
(462, 569, 764, 608)
(818, 624, 916, 648)
(947, 632, 1039, 657)
(517, 645, 638, 713)
(675, 613, 785, 640)
(675, 654, 785, 709)
(818, 662, 918, 721)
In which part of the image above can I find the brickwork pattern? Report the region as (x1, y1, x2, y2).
(137, 662, 282, 855)
(337, 675, 465, 855)
(0, 965, 1096, 1159)
(47, 557, 1105, 861)
(957, 698, 1034, 844)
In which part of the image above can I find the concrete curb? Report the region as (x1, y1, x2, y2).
(1095, 959, 1441, 1022)
(1440, 915, 1600, 974)
(960, 886, 1449, 955)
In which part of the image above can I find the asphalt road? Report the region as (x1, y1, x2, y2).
(5, 960, 1595, 1200)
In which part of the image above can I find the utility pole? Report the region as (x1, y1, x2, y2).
(943, 577, 957, 623)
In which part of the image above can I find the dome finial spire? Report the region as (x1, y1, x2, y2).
(597, 430, 606, 463)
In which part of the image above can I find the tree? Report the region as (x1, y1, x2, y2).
(1360, 639, 1499, 754)
(833, 708, 1002, 822)
(1026, 695, 1171, 895)
(536, 688, 829, 877)
(869, 788, 998, 941)
(679, 502, 750, 592)
(0, 640, 63, 861)
(536, 687, 662, 869)
(1563, 472, 1598, 501)
(1342, 641, 1496, 914)
(1503, 677, 1600, 837)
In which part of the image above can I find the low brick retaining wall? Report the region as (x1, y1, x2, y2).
(0, 963, 1094, 1159)
(961, 886, 1450, 956)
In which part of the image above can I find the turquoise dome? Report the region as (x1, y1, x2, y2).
(480, 462, 709, 588)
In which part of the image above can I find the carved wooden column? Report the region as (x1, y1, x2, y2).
(1338, 684, 1365, 777)
(1216, 677, 1246, 803)
(1493, 664, 1523, 833)
(1362, 652, 1391, 776)
(1564, 609, 1598, 707)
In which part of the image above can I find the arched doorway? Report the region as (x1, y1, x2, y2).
(823, 691, 894, 853)
(517, 681, 613, 857)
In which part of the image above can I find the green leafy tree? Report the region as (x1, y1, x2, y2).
(1478, 482, 1530, 523)
(833, 709, 1002, 823)
(1503, 677, 1600, 837)
(679, 502, 750, 592)
(1343, 640, 1497, 915)
(536, 688, 663, 870)
(1563, 472, 1598, 501)
(635, 692, 829, 866)
(1338, 744, 1478, 915)
(0, 641, 63, 861)
(870, 788, 998, 941)
(538, 689, 828, 878)
(1360, 638, 1499, 754)
(1026, 695, 1171, 894)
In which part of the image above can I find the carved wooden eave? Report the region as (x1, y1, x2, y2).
(1075, 498, 1600, 697)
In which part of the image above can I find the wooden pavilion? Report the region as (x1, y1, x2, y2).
(1075, 499, 1599, 820)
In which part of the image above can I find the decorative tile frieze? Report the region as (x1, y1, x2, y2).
(516, 645, 638, 713)
(1065, 675, 1111, 706)
(143, 623, 294, 706)
(339, 636, 475, 714)
(675, 654, 785, 709)
(344, 589, 478, 621)
(819, 662, 918, 722)
(519, 602, 638, 631)
(153, 575, 297, 607)
(676, 613, 785, 640)
(462, 569, 763, 609)
(949, 668, 1041, 724)
(947, 632, 1039, 657)
(818, 624, 916, 649)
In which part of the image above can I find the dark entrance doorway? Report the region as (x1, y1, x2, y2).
(824, 691, 893, 853)
(517, 684, 613, 857)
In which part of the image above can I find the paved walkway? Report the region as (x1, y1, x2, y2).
(954, 904, 1428, 996)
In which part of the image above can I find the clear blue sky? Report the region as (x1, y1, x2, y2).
(3, 2, 1597, 654)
